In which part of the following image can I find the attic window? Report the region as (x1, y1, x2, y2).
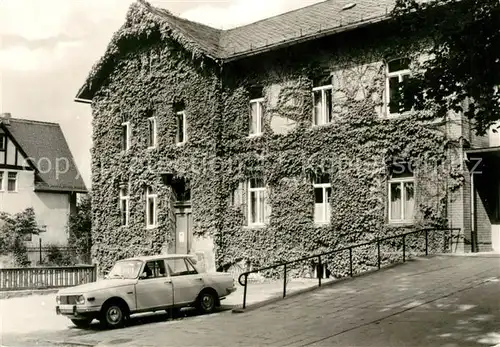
(341, 3, 356, 11)
(0, 134, 5, 151)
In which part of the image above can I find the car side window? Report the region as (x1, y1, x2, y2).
(166, 258, 198, 276)
(184, 258, 198, 275)
(142, 260, 167, 279)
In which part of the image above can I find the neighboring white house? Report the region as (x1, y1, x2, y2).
(0, 113, 87, 265)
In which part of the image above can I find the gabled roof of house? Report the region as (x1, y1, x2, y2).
(76, 0, 396, 101)
(1, 118, 87, 193)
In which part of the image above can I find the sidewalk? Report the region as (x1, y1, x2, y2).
(40, 254, 500, 347)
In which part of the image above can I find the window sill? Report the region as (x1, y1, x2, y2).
(311, 122, 333, 129)
(176, 142, 187, 147)
(314, 221, 330, 227)
(247, 133, 263, 139)
(147, 146, 157, 150)
(146, 225, 158, 230)
(387, 220, 414, 227)
(243, 224, 267, 230)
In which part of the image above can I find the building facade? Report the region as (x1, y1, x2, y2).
(76, 0, 500, 274)
(0, 114, 87, 265)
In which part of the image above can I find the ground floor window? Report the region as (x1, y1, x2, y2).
(313, 173, 331, 224)
(388, 164, 415, 223)
(248, 178, 270, 226)
(146, 186, 158, 228)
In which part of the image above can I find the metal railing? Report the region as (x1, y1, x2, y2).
(237, 228, 461, 309)
(0, 265, 97, 291)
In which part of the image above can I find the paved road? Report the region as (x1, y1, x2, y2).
(1, 254, 499, 347)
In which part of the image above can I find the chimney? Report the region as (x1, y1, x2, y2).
(1, 113, 11, 125)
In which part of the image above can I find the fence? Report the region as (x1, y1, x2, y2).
(237, 228, 461, 308)
(0, 265, 97, 291)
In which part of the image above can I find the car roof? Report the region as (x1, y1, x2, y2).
(117, 254, 196, 262)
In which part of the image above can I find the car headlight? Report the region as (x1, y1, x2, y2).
(56, 295, 61, 305)
(76, 295, 85, 305)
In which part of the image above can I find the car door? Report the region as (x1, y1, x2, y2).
(134, 260, 173, 311)
(166, 257, 205, 305)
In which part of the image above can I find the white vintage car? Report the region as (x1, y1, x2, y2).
(55, 254, 237, 329)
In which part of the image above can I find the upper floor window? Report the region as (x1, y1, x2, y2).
(313, 173, 331, 224)
(147, 115, 157, 148)
(0, 134, 6, 151)
(121, 121, 131, 151)
(7, 172, 17, 192)
(386, 58, 412, 115)
(313, 76, 333, 126)
(248, 177, 270, 226)
(0, 172, 4, 191)
(119, 184, 130, 226)
(175, 111, 187, 145)
(388, 163, 415, 224)
(249, 97, 265, 136)
(145, 186, 158, 228)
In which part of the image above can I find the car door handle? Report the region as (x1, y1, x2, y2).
(195, 278, 203, 281)
(165, 280, 172, 284)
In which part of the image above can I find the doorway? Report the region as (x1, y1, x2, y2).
(174, 203, 193, 254)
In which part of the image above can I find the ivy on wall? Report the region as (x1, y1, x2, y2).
(89, 1, 463, 275)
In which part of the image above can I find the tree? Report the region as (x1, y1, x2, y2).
(0, 208, 43, 267)
(391, 0, 500, 135)
(68, 194, 92, 264)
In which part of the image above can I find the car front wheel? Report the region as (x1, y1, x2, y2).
(196, 290, 217, 314)
(101, 302, 126, 329)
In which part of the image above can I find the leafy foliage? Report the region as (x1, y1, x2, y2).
(43, 244, 73, 266)
(68, 194, 92, 264)
(89, 2, 464, 275)
(391, 0, 500, 135)
(0, 208, 43, 267)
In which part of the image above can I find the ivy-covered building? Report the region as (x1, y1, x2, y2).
(75, 0, 500, 274)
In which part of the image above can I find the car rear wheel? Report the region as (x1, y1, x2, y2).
(196, 290, 217, 314)
(100, 302, 126, 329)
(71, 318, 93, 328)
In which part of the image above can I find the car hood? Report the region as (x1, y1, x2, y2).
(57, 279, 137, 295)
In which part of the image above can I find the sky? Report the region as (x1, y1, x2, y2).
(0, 0, 323, 189)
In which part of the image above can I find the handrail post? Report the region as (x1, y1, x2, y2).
(425, 229, 428, 256)
(242, 273, 248, 309)
(283, 264, 287, 298)
(402, 234, 406, 262)
(318, 256, 322, 287)
(349, 248, 353, 277)
(377, 239, 381, 269)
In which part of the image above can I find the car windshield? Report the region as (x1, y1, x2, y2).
(107, 260, 143, 279)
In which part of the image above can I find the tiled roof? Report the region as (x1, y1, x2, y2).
(150, 0, 396, 60)
(76, 0, 396, 100)
(218, 0, 395, 59)
(1, 118, 87, 193)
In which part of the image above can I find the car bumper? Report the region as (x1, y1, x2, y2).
(56, 304, 101, 319)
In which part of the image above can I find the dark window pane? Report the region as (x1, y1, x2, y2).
(314, 188, 323, 203)
(325, 89, 332, 123)
(148, 119, 154, 146)
(0, 134, 5, 150)
(388, 58, 410, 73)
(121, 124, 128, 150)
(176, 113, 184, 143)
(389, 76, 401, 113)
(313, 91, 322, 125)
(250, 178, 264, 188)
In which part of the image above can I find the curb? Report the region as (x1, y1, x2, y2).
(435, 252, 500, 258)
(231, 258, 418, 314)
(0, 288, 58, 300)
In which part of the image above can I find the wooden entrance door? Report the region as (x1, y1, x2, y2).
(174, 203, 192, 254)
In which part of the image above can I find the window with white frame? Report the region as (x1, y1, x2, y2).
(147, 116, 157, 148)
(249, 97, 264, 136)
(386, 58, 412, 115)
(312, 77, 333, 126)
(121, 121, 131, 151)
(313, 173, 332, 224)
(145, 186, 158, 227)
(0, 172, 4, 191)
(119, 184, 130, 226)
(7, 172, 17, 192)
(248, 178, 270, 226)
(175, 111, 187, 145)
(388, 164, 415, 223)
